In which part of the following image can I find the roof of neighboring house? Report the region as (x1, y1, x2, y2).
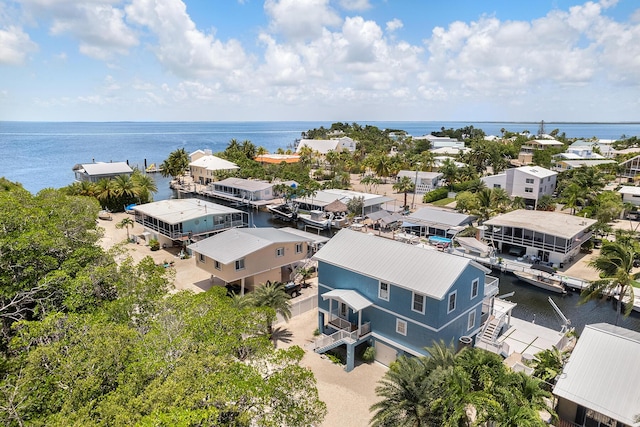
(73, 162, 133, 176)
(187, 227, 313, 264)
(556, 159, 617, 168)
(618, 186, 640, 196)
(133, 199, 242, 224)
(526, 139, 564, 146)
(322, 289, 373, 311)
(397, 170, 443, 180)
(254, 154, 300, 164)
(514, 165, 557, 178)
(296, 139, 340, 154)
(405, 207, 475, 228)
(189, 155, 239, 171)
(430, 147, 470, 155)
(313, 228, 489, 299)
(297, 189, 393, 208)
(484, 210, 597, 239)
(277, 226, 331, 246)
(553, 323, 640, 426)
(214, 177, 272, 191)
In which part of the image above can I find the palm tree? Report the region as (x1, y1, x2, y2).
(582, 240, 640, 325)
(250, 281, 292, 335)
(94, 178, 117, 203)
(132, 172, 158, 203)
(393, 176, 415, 209)
(370, 356, 435, 427)
(116, 217, 135, 241)
(112, 174, 137, 200)
(372, 154, 392, 183)
(439, 158, 458, 191)
(160, 148, 189, 180)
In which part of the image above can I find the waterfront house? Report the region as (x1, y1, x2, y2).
(312, 229, 498, 371)
(481, 165, 557, 209)
(296, 136, 357, 154)
(187, 227, 314, 295)
(207, 177, 275, 206)
(619, 154, 640, 182)
(552, 158, 617, 172)
(618, 185, 640, 207)
(553, 323, 640, 427)
(295, 188, 394, 216)
(413, 134, 464, 149)
(482, 210, 596, 266)
(402, 206, 476, 238)
(396, 170, 443, 194)
(72, 161, 133, 183)
(188, 150, 239, 185)
(133, 199, 247, 248)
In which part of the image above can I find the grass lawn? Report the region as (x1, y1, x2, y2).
(431, 198, 455, 207)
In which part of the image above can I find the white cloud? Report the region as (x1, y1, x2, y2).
(386, 18, 403, 33)
(0, 26, 38, 65)
(21, 0, 137, 60)
(125, 0, 250, 79)
(338, 0, 371, 12)
(264, 0, 342, 41)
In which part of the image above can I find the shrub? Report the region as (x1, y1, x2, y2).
(362, 346, 376, 363)
(149, 239, 160, 251)
(422, 187, 448, 203)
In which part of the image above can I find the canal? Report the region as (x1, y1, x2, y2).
(156, 175, 640, 336)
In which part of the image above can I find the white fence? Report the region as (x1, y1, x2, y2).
(275, 294, 318, 324)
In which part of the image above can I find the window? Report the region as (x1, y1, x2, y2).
(493, 184, 501, 188)
(295, 243, 303, 254)
(235, 258, 245, 271)
(471, 279, 479, 299)
(412, 293, 425, 314)
(214, 260, 221, 270)
(525, 187, 533, 193)
(379, 282, 389, 301)
(525, 178, 534, 184)
(198, 253, 205, 263)
(340, 303, 347, 317)
(448, 291, 457, 313)
(396, 319, 407, 336)
(276, 247, 284, 257)
(467, 311, 476, 330)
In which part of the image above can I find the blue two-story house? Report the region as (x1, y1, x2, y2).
(313, 229, 498, 371)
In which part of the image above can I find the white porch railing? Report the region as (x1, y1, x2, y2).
(314, 321, 372, 353)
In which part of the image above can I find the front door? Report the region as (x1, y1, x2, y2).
(339, 302, 348, 320)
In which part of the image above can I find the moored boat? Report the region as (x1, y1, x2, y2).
(267, 202, 298, 222)
(298, 210, 333, 230)
(513, 267, 567, 294)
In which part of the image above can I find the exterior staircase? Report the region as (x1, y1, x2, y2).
(313, 330, 357, 353)
(479, 317, 502, 343)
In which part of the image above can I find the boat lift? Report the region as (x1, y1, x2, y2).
(548, 297, 571, 333)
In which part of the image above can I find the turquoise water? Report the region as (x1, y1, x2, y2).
(1, 121, 639, 194)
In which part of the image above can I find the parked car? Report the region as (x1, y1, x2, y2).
(284, 281, 302, 298)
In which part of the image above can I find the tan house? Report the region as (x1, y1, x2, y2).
(187, 228, 313, 294)
(188, 149, 239, 185)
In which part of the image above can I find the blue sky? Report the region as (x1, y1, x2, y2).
(1, 0, 639, 122)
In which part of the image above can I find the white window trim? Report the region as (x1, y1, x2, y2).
(276, 247, 285, 257)
(467, 310, 476, 331)
(198, 253, 205, 263)
(214, 260, 221, 270)
(396, 318, 407, 336)
(447, 290, 457, 314)
(295, 243, 303, 254)
(411, 292, 425, 314)
(471, 279, 479, 299)
(235, 258, 245, 271)
(378, 281, 389, 301)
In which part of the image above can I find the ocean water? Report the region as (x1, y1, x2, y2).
(1, 121, 639, 194)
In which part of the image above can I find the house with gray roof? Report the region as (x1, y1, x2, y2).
(133, 199, 247, 248)
(482, 210, 596, 266)
(481, 165, 557, 209)
(402, 206, 476, 238)
(553, 323, 640, 427)
(73, 161, 133, 183)
(188, 227, 314, 294)
(205, 177, 276, 206)
(188, 152, 239, 185)
(312, 229, 498, 371)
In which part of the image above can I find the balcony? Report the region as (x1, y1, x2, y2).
(484, 275, 499, 297)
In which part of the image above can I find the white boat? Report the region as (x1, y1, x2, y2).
(614, 289, 640, 313)
(98, 209, 112, 221)
(298, 210, 333, 230)
(513, 269, 567, 294)
(267, 202, 298, 222)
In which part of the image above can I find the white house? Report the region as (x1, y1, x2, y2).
(396, 170, 443, 194)
(413, 134, 464, 149)
(296, 136, 357, 154)
(188, 152, 239, 185)
(481, 165, 557, 208)
(73, 162, 133, 183)
(618, 186, 640, 207)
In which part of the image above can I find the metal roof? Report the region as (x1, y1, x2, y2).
(406, 207, 475, 227)
(74, 162, 133, 175)
(214, 177, 272, 191)
(133, 199, 242, 224)
(297, 189, 393, 208)
(189, 155, 239, 171)
(553, 323, 640, 425)
(515, 165, 557, 178)
(484, 210, 597, 239)
(277, 226, 330, 246)
(187, 227, 313, 264)
(322, 289, 373, 312)
(313, 228, 488, 299)
(619, 186, 640, 196)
